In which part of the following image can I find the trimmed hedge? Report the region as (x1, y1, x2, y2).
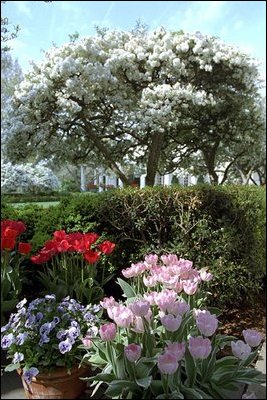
(1, 185, 265, 308)
(1, 192, 75, 204)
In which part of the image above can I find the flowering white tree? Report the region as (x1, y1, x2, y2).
(1, 161, 60, 193)
(4, 27, 263, 185)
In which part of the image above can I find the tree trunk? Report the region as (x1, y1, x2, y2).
(145, 132, 164, 186)
(81, 119, 131, 186)
(202, 149, 219, 184)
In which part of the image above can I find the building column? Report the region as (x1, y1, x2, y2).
(80, 165, 86, 192)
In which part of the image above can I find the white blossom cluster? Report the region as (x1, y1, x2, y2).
(5, 27, 261, 165)
(1, 161, 60, 193)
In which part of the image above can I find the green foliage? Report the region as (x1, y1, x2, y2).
(2, 192, 70, 204)
(1, 185, 265, 308)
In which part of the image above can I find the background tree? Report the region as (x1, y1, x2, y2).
(1, 51, 23, 157)
(4, 27, 263, 186)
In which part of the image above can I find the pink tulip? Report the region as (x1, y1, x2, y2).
(196, 311, 218, 337)
(143, 275, 158, 287)
(165, 342, 185, 361)
(129, 300, 150, 317)
(155, 289, 177, 312)
(113, 306, 134, 328)
(167, 300, 190, 316)
(144, 291, 158, 305)
(161, 314, 182, 332)
(182, 281, 198, 295)
(131, 316, 145, 333)
(160, 254, 179, 266)
(158, 352, 179, 374)
(144, 254, 158, 266)
(200, 269, 213, 281)
(231, 340, 251, 360)
(242, 329, 264, 347)
(99, 323, 117, 341)
(100, 296, 117, 309)
(82, 336, 93, 348)
(124, 343, 142, 362)
(189, 336, 212, 359)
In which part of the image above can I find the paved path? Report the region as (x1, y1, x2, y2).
(1, 342, 266, 399)
(243, 341, 266, 399)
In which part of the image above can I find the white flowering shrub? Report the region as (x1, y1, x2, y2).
(4, 27, 262, 185)
(1, 161, 60, 194)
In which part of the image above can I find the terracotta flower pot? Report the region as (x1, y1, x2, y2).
(17, 365, 90, 399)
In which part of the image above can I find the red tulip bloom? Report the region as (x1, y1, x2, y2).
(57, 239, 71, 253)
(31, 252, 51, 264)
(18, 242, 32, 255)
(3, 227, 19, 240)
(1, 220, 26, 235)
(98, 241, 116, 255)
(1, 237, 16, 251)
(53, 230, 67, 241)
(84, 232, 100, 246)
(83, 249, 101, 264)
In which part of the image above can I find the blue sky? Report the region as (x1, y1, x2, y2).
(2, 1, 266, 88)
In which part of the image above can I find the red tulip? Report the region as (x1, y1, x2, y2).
(83, 249, 101, 264)
(1, 237, 16, 251)
(18, 242, 32, 255)
(98, 240, 116, 255)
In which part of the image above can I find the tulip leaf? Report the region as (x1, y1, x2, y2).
(116, 278, 136, 299)
(184, 348, 196, 387)
(180, 385, 206, 399)
(135, 375, 152, 388)
(105, 379, 140, 397)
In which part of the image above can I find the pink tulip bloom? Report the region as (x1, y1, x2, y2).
(143, 275, 158, 287)
(161, 314, 182, 332)
(131, 316, 144, 333)
(129, 300, 150, 317)
(167, 300, 190, 316)
(182, 281, 198, 295)
(189, 336, 212, 359)
(196, 311, 218, 337)
(242, 329, 264, 347)
(165, 342, 185, 361)
(200, 269, 213, 281)
(121, 268, 135, 278)
(99, 323, 117, 341)
(158, 352, 179, 374)
(172, 281, 183, 293)
(100, 296, 117, 309)
(161, 254, 179, 266)
(144, 254, 158, 266)
(82, 336, 93, 348)
(113, 306, 134, 328)
(124, 343, 142, 362)
(231, 340, 251, 360)
(144, 291, 158, 305)
(155, 289, 177, 312)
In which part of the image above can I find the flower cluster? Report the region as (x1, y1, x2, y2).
(1, 220, 32, 321)
(1, 295, 101, 384)
(82, 253, 264, 399)
(122, 253, 213, 296)
(30, 230, 115, 303)
(1, 161, 60, 194)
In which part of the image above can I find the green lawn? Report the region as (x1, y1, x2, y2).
(11, 201, 60, 208)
